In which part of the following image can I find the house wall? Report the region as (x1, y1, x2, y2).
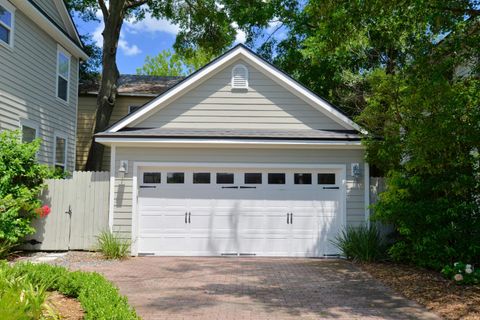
(132, 58, 348, 130)
(112, 147, 366, 239)
(76, 95, 153, 170)
(33, 0, 66, 29)
(0, 9, 79, 171)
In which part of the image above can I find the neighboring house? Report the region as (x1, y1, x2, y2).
(0, 0, 88, 171)
(96, 44, 369, 257)
(76, 75, 183, 170)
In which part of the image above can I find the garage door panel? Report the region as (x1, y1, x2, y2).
(137, 166, 343, 257)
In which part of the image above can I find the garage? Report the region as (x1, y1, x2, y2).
(135, 165, 345, 257)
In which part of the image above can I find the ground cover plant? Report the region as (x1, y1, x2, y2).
(0, 261, 139, 319)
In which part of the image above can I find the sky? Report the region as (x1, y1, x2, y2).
(73, 12, 250, 75)
(73, 9, 287, 75)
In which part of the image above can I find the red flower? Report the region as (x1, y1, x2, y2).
(35, 205, 51, 218)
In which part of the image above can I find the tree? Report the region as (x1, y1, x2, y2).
(66, 0, 284, 170)
(136, 48, 215, 76)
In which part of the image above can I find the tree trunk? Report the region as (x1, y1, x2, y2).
(85, 1, 126, 171)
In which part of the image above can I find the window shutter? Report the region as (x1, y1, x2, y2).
(231, 64, 248, 89)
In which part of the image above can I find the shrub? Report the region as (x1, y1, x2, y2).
(441, 262, 480, 285)
(1, 262, 139, 319)
(97, 230, 131, 259)
(332, 224, 386, 262)
(0, 130, 52, 254)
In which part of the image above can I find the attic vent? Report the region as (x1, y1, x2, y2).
(231, 64, 249, 89)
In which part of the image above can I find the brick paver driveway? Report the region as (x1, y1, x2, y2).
(82, 257, 439, 320)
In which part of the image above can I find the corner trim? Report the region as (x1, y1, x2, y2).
(108, 145, 116, 232)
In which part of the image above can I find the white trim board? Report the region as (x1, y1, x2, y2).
(107, 45, 365, 133)
(129, 161, 347, 256)
(95, 137, 364, 149)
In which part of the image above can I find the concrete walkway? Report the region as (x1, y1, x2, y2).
(80, 257, 440, 320)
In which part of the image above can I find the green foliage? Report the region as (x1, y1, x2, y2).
(332, 224, 386, 262)
(1, 262, 139, 319)
(0, 267, 47, 320)
(97, 230, 131, 260)
(442, 262, 480, 285)
(137, 48, 215, 76)
(0, 131, 52, 253)
(357, 20, 480, 269)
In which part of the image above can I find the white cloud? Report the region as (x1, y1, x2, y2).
(125, 13, 179, 35)
(118, 38, 141, 56)
(231, 22, 246, 44)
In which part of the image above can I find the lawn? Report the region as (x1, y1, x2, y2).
(0, 261, 139, 319)
(360, 262, 480, 320)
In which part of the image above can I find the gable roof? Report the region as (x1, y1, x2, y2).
(106, 44, 364, 133)
(11, 0, 88, 59)
(80, 75, 184, 97)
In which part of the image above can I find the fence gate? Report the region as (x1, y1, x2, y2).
(23, 171, 110, 251)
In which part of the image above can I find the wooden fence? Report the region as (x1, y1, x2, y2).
(22, 171, 110, 251)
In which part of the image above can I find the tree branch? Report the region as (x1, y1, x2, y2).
(125, 0, 148, 9)
(98, 0, 109, 21)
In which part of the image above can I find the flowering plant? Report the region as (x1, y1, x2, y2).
(34, 205, 51, 218)
(441, 262, 480, 285)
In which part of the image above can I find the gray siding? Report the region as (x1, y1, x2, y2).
(76, 95, 153, 170)
(33, 0, 66, 29)
(133, 58, 347, 130)
(112, 147, 366, 239)
(0, 10, 79, 171)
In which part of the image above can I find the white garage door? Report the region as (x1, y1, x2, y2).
(136, 166, 344, 257)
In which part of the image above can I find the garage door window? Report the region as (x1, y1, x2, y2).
(167, 172, 184, 184)
(245, 173, 262, 184)
(143, 172, 161, 184)
(294, 173, 312, 184)
(318, 173, 336, 184)
(216, 173, 234, 184)
(193, 172, 210, 184)
(268, 173, 285, 184)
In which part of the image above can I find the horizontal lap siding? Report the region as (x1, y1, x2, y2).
(0, 11, 78, 171)
(112, 147, 366, 238)
(133, 58, 347, 130)
(33, 0, 66, 29)
(76, 95, 152, 170)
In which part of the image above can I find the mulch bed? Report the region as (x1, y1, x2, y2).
(359, 262, 480, 320)
(46, 292, 84, 320)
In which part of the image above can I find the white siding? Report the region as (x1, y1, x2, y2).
(0, 10, 79, 171)
(133, 59, 346, 130)
(112, 147, 366, 239)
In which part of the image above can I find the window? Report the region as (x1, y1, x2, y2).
(318, 173, 336, 185)
(128, 105, 141, 114)
(231, 64, 248, 89)
(0, 1, 14, 47)
(54, 135, 67, 170)
(167, 172, 184, 184)
(193, 172, 210, 184)
(216, 173, 234, 184)
(244, 173, 262, 184)
(56, 46, 70, 102)
(143, 172, 161, 184)
(21, 124, 37, 143)
(268, 173, 285, 184)
(294, 173, 312, 185)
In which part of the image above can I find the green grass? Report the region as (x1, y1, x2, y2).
(97, 230, 131, 259)
(0, 262, 139, 320)
(331, 224, 386, 262)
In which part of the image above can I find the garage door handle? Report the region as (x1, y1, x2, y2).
(323, 186, 339, 189)
(287, 213, 290, 224)
(222, 186, 238, 189)
(290, 213, 293, 224)
(140, 186, 156, 189)
(240, 186, 256, 189)
(185, 212, 187, 224)
(188, 212, 191, 224)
